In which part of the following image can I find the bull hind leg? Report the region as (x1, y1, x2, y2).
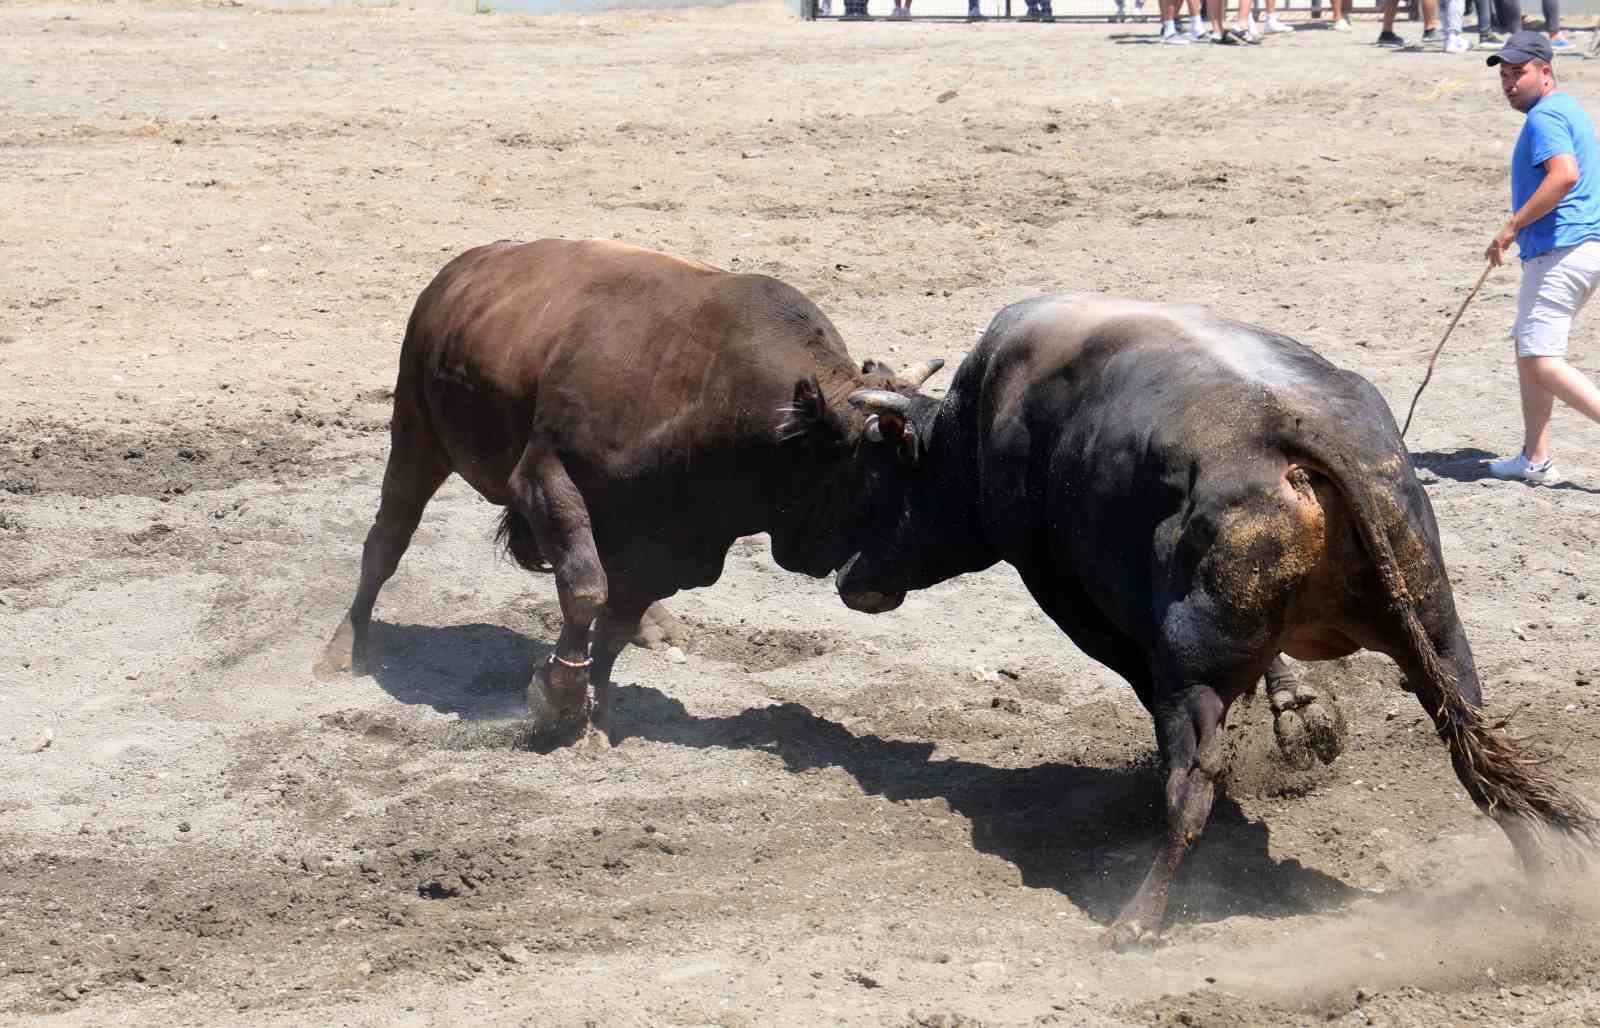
(511, 440, 609, 743)
(314, 409, 450, 678)
(582, 591, 658, 749)
(632, 601, 689, 650)
(1263, 655, 1346, 769)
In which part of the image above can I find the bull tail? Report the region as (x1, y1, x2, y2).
(1301, 444, 1600, 860)
(495, 508, 553, 574)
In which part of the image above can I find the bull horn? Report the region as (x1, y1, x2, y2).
(848, 389, 912, 414)
(903, 358, 946, 390)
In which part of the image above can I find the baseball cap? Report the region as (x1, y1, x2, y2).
(1486, 29, 1554, 66)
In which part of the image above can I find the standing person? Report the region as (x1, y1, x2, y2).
(1442, 0, 1469, 50)
(1477, 0, 1520, 47)
(1327, 0, 1353, 32)
(1159, 0, 1203, 40)
(1260, 0, 1295, 32)
(1543, 0, 1573, 51)
(1377, 0, 1441, 47)
(1484, 31, 1600, 485)
(1208, 0, 1257, 43)
(1159, 0, 1193, 42)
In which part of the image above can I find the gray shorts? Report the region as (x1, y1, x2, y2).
(1514, 239, 1600, 358)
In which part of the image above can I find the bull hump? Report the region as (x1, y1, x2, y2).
(1030, 295, 1316, 392)
(583, 238, 720, 273)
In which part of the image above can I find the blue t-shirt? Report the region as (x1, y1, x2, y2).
(1512, 92, 1600, 260)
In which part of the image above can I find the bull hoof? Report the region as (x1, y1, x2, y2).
(1102, 918, 1163, 952)
(313, 620, 359, 679)
(576, 725, 614, 752)
(522, 715, 586, 752)
(527, 659, 590, 728)
(631, 601, 689, 651)
(1270, 685, 1346, 768)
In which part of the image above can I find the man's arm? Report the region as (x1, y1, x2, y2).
(1488, 153, 1580, 267)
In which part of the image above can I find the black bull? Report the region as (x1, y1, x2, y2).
(841, 294, 1600, 947)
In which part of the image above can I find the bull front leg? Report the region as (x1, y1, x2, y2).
(1105, 683, 1230, 951)
(511, 442, 606, 746)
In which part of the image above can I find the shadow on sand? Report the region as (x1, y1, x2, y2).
(1411, 446, 1600, 494)
(360, 618, 1361, 929)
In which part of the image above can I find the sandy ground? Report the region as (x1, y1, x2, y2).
(4, 2, 1600, 1025)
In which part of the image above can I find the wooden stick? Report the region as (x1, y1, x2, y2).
(1400, 261, 1495, 439)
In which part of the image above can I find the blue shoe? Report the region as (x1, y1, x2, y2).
(1551, 35, 1576, 51)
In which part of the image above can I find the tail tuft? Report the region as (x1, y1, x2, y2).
(495, 509, 552, 573)
(1438, 695, 1600, 862)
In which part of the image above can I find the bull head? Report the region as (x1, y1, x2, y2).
(849, 364, 940, 465)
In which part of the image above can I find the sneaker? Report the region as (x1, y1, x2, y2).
(1233, 23, 1260, 42)
(1551, 34, 1575, 51)
(1331, 15, 1352, 30)
(1377, 29, 1405, 46)
(1487, 451, 1562, 485)
(1444, 31, 1470, 52)
(1191, 24, 1211, 39)
(1478, 30, 1506, 47)
(1162, 28, 1193, 42)
(1421, 26, 1442, 41)
(1263, 14, 1295, 32)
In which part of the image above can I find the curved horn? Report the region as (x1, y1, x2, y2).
(848, 389, 912, 414)
(903, 358, 946, 390)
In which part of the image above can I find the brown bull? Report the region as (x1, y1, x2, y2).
(315, 238, 942, 747)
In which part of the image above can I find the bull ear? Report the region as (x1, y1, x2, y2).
(861, 358, 895, 376)
(777, 375, 848, 448)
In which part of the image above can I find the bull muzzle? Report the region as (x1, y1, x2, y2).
(841, 589, 906, 614)
(834, 556, 906, 614)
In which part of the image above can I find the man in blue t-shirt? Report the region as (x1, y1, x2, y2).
(1484, 30, 1600, 485)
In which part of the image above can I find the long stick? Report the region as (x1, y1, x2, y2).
(1400, 261, 1495, 439)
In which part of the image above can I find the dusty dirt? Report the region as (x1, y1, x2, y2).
(3, 2, 1600, 1025)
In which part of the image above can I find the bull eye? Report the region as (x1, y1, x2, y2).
(864, 414, 884, 443)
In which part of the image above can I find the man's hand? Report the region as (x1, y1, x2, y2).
(1486, 221, 1518, 267)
